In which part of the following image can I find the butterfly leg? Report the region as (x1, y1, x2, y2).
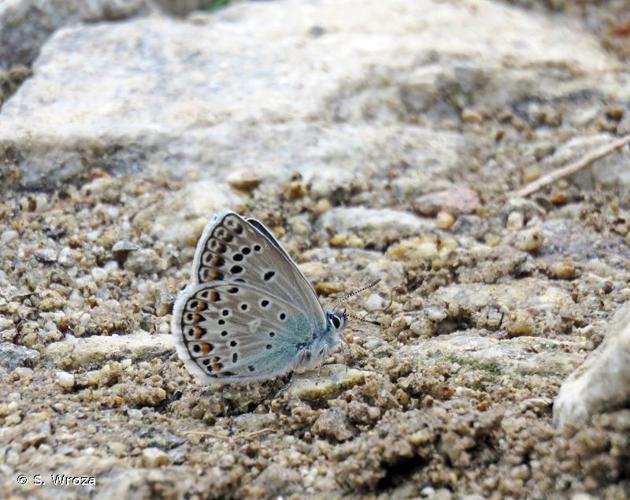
(272, 372, 294, 400)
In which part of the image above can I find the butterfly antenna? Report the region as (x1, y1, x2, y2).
(345, 311, 381, 326)
(333, 279, 381, 311)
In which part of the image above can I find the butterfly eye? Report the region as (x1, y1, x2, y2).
(330, 314, 341, 329)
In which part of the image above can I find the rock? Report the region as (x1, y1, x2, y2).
(141, 447, 172, 468)
(386, 235, 458, 263)
(540, 219, 630, 269)
(0, 342, 40, 371)
(112, 239, 139, 253)
(413, 186, 480, 216)
(57, 246, 76, 267)
(124, 249, 165, 275)
(1, 230, 18, 244)
(553, 302, 630, 429)
(91, 267, 108, 283)
(287, 364, 372, 400)
(547, 259, 576, 280)
(1, 0, 617, 189)
(430, 278, 575, 337)
(55, 370, 75, 389)
(0, 317, 14, 331)
(227, 169, 262, 192)
(112, 239, 140, 265)
(364, 293, 386, 311)
(138, 181, 238, 245)
(435, 211, 456, 230)
(505, 212, 524, 231)
(312, 408, 355, 442)
(401, 332, 579, 379)
(510, 227, 544, 254)
(329, 233, 365, 248)
(318, 207, 432, 238)
(34, 248, 58, 263)
(44, 332, 173, 369)
(0, 0, 215, 70)
(249, 464, 300, 498)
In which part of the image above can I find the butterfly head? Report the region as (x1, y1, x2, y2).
(326, 310, 347, 333)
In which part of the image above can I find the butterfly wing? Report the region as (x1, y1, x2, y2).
(172, 281, 318, 383)
(172, 210, 327, 384)
(191, 210, 326, 330)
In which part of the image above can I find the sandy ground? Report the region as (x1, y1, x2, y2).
(1, 0, 630, 498)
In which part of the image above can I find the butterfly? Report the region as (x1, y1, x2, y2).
(171, 209, 347, 384)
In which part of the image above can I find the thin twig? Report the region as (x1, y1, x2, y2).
(511, 134, 630, 198)
(182, 430, 229, 439)
(241, 428, 274, 439)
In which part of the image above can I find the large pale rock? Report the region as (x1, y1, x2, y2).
(0, 0, 618, 189)
(317, 207, 433, 237)
(0, 0, 154, 69)
(44, 332, 173, 369)
(553, 302, 630, 429)
(287, 364, 372, 400)
(428, 278, 576, 337)
(0, 0, 220, 70)
(402, 333, 582, 379)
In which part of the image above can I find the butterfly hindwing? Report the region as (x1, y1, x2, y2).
(173, 281, 316, 383)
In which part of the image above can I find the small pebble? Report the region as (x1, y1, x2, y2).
(227, 169, 262, 192)
(313, 198, 331, 215)
(410, 319, 429, 336)
(364, 293, 385, 311)
(128, 409, 143, 419)
(506, 211, 524, 230)
(435, 211, 455, 230)
(5, 413, 21, 425)
(329, 233, 365, 248)
(125, 249, 165, 274)
(508, 313, 535, 337)
(414, 186, 480, 216)
(58, 247, 76, 267)
(142, 447, 172, 468)
(35, 248, 58, 263)
(1, 230, 19, 244)
(461, 109, 483, 123)
(112, 239, 139, 253)
(548, 260, 575, 279)
(513, 227, 544, 253)
(425, 305, 448, 322)
(91, 267, 108, 283)
(56, 371, 75, 389)
(286, 181, 307, 200)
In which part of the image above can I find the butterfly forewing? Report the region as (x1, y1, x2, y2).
(192, 211, 325, 331)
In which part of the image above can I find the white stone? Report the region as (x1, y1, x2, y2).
(55, 371, 75, 389)
(364, 293, 386, 311)
(45, 332, 173, 369)
(0, 0, 619, 189)
(553, 302, 630, 429)
(91, 267, 108, 283)
(317, 207, 432, 235)
(0, 230, 18, 244)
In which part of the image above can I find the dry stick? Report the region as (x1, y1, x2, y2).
(512, 133, 630, 198)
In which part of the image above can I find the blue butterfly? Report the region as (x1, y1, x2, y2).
(172, 210, 347, 384)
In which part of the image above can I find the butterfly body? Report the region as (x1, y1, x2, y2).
(172, 210, 346, 384)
